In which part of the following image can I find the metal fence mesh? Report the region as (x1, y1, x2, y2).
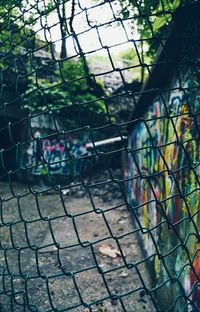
(0, 0, 200, 311)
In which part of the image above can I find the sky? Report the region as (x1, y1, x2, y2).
(33, 0, 136, 57)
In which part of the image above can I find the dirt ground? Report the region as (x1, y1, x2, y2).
(0, 172, 155, 312)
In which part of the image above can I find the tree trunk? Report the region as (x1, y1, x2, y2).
(140, 40, 144, 85)
(60, 26, 67, 59)
(54, 0, 67, 59)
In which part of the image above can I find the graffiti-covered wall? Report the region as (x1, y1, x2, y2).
(126, 76, 200, 310)
(25, 134, 90, 177)
(22, 114, 96, 181)
(22, 118, 119, 182)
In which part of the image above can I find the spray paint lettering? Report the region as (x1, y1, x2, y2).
(26, 135, 91, 176)
(42, 138, 67, 174)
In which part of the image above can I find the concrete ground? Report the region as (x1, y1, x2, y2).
(0, 174, 155, 312)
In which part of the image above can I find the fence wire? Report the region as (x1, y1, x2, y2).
(0, 0, 200, 311)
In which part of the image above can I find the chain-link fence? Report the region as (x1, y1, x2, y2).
(0, 0, 200, 311)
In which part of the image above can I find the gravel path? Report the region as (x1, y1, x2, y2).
(0, 176, 155, 312)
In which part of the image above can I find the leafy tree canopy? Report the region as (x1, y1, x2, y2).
(24, 58, 108, 130)
(119, 0, 194, 57)
(0, 1, 108, 131)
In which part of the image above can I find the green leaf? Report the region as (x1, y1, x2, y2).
(172, 0, 181, 10)
(153, 15, 171, 33)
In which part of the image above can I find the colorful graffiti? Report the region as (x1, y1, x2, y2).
(25, 134, 93, 176)
(126, 81, 200, 310)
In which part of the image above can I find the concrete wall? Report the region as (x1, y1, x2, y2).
(24, 132, 91, 179)
(125, 73, 200, 310)
(21, 115, 120, 183)
(22, 116, 94, 182)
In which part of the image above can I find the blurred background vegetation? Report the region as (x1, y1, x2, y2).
(0, 0, 194, 130)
